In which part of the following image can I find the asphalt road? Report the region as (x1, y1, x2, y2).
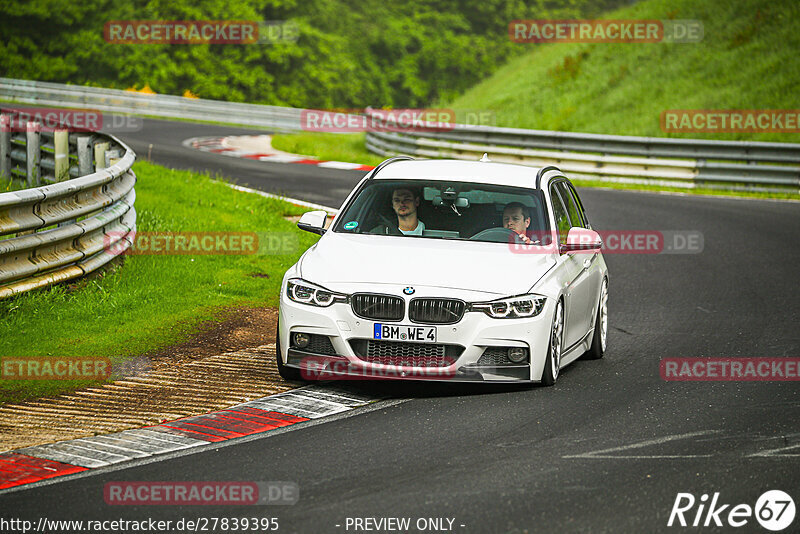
(116, 117, 364, 208)
(2, 118, 799, 533)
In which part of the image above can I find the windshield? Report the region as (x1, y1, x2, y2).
(332, 179, 552, 245)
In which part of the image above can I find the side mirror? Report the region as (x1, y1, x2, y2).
(297, 210, 328, 236)
(560, 227, 602, 254)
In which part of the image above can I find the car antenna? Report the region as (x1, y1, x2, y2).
(480, 153, 491, 162)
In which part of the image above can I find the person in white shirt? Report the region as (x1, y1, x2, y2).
(392, 187, 425, 235)
(370, 187, 426, 235)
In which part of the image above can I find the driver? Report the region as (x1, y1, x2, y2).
(370, 187, 426, 235)
(502, 202, 535, 244)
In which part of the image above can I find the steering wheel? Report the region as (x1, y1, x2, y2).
(377, 212, 395, 228)
(470, 227, 527, 244)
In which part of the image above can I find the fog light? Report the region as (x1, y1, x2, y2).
(508, 347, 528, 363)
(292, 332, 311, 349)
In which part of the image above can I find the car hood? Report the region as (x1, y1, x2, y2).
(299, 233, 556, 297)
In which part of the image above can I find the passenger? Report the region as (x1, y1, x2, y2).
(502, 202, 535, 244)
(370, 187, 426, 235)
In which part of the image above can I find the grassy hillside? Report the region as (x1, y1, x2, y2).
(447, 0, 800, 142)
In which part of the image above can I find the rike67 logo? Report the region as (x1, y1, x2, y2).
(668, 490, 795, 531)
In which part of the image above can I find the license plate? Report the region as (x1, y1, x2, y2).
(373, 324, 437, 343)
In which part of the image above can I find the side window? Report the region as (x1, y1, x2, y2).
(555, 182, 585, 229)
(549, 185, 571, 246)
(565, 183, 589, 228)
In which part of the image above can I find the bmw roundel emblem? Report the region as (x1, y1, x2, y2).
(403, 287, 415, 295)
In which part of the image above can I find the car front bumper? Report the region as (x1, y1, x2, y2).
(278, 290, 555, 383)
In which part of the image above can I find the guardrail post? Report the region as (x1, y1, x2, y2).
(0, 114, 9, 180)
(94, 141, 109, 171)
(54, 129, 69, 181)
(695, 158, 705, 189)
(77, 136, 93, 175)
(105, 149, 121, 168)
(26, 121, 41, 187)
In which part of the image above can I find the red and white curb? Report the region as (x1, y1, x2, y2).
(184, 136, 375, 172)
(0, 386, 380, 491)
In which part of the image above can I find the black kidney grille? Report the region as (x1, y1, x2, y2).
(408, 298, 466, 324)
(351, 293, 404, 321)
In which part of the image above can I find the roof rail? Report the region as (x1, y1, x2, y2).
(535, 165, 562, 189)
(371, 155, 414, 177)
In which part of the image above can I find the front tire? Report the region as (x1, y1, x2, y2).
(541, 299, 564, 387)
(584, 278, 608, 360)
(275, 321, 303, 381)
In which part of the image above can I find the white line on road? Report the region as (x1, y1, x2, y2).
(748, 443, 800, 457)
(563, 430, 721, 459)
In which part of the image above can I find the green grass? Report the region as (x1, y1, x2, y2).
(0, 176, 14, 193)
(270, 132, 385, 167)
(447, 0, 800, 143)
(0, 160, 318, 404)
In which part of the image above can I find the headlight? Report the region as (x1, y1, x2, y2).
(470, 294, 546, 319)
(286, 278, 348, 307)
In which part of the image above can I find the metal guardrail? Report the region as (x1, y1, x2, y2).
(2, 78, 797, 193)
(364, 110, 800, 193)
(1, 77, 304, 131)
(0, 112, 136, 300)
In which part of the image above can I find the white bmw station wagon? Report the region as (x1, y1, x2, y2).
(277, 157, 608, 385)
